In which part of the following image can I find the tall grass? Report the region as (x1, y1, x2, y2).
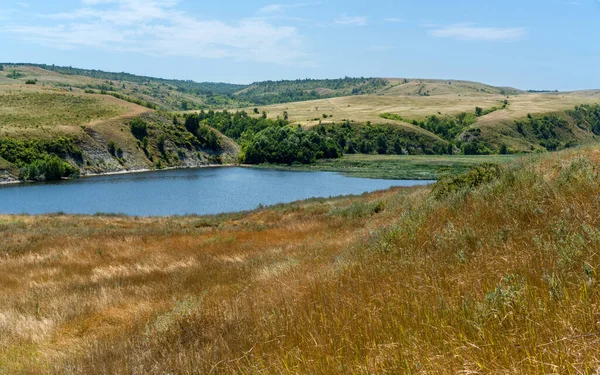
(1, 147, 600, 373)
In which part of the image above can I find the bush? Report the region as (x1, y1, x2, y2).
(432, 163, 502, 199)
(19, 155, 76, 181)
(130, 118, 148, 140)
(25, 79, 37, 85)
(107, 141, 117, 156)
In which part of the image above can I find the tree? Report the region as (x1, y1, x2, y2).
(253, 108, 259, 114)
(184, 114, 200, 134)
(262, 111, 267, 119)
(376, 135, 388, 154)
(0, 64, 4, 71)
(130, 118, 148, 140)
(475, 107, 483, 117)
(107, 141, 117, 156)
(157, 135, 166, 155)
(283, 111, 289, 121)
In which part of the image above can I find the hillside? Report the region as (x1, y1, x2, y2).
(2, 63, 600, 177)
(0, 84, 239, 182)
(1, 64, 526, 110)
(252, 91, 600, 153)
(2, 146, 600, 373)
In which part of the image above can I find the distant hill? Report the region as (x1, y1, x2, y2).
(0, 64, 525, 110)
(1, 62, 600, 182)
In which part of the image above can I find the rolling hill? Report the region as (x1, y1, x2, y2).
(0, 81, 239, 183)
(1, 63, 600, 182)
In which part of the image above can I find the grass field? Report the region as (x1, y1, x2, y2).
(0, 86, 137, 139)
(254, 153, 521, 179)
(251, 91, 600, 129)
(1, 146, 600, 373)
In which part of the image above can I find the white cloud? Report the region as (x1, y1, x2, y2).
(257, 4, 286, 15)
(2, 0, 309, 65)
(334, 14, 367, 26)
(384, 17, 403, 23)
(430, 24, 526, 41)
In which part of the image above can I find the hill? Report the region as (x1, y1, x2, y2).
(0, 84, 239, 182)
(2, 145, 600, 373)
(1, 64, 526, 110)
(2, 63, 600, 179)
(250, 90, 600, 153)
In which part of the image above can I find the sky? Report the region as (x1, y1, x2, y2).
(1, 0, 599, 90)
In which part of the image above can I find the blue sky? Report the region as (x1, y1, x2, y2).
(1, 0, 599, 90)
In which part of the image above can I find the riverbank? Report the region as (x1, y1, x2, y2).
(0, 163, 240, 186)
(252, 153, 522, 180)
(1, 154, 521, 185)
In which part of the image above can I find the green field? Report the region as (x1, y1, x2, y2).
(253, 153, 521, 179)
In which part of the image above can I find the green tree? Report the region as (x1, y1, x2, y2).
(157, 135, 166, 155)
(283, 111, 289, 121)
(130, 118, 148, 140)
(475, 107, 483, 117)
(107, 141, 117, 156)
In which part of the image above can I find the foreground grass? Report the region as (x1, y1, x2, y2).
(2, 146, 600, 373)
(255, 153, 521, 179)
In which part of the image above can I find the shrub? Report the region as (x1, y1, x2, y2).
(107, 141, 117, 156)
(130, 118, 148, 140)
(25, 79, 37, 85)
(432, 163, 502, 199)
(19, 155, 76, 181)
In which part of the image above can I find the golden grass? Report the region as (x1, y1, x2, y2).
(249, 92, 599, 131)
(2, 146, 600, 373)
(0, 85, 145, 140)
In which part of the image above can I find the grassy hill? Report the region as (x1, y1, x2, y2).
(0, 84, 239, 182)
(2, 146, 600, 373)
(2, 63, 600, 180)
(1, 64, 528, 111)
(251, 90, 600, 153)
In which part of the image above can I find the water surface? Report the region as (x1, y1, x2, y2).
(0, 167, 432, 216)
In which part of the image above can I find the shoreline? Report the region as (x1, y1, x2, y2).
(0, 163, 241, 186)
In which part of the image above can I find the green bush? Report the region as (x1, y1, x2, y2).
(432, 163, 502, 199)
(19, 155, 77, 181)
(130, 118, 148, 140)
(107, 141, 117, 156)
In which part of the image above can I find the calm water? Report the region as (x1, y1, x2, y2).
(0, 167, 432, 216)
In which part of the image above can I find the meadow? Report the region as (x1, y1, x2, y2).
(0, 85, 135, 139)
(252, 90, 600, 129)
(1, 145, 600, 373)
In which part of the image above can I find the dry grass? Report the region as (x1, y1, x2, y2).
(251, 92, 600, 130)
(2, 146, 600, 373)
(0, 85, 145, 140)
